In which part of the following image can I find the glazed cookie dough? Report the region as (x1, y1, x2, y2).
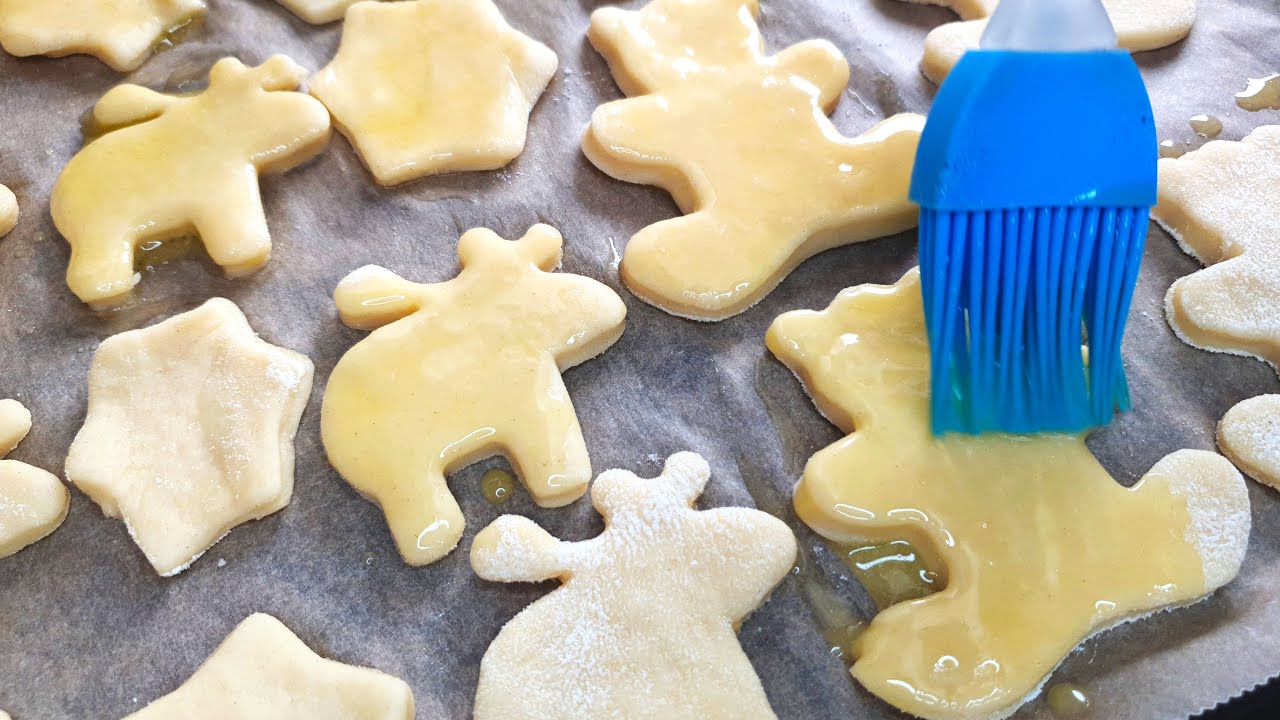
(0, 399, 69, 559)
(471, 452, 796, 720)
(766, 270, 1250, 720)
(1219, 395, 1280, 490)
(0, 184, 16, 237)
(900, 0, 1197, 83)
(274, 0, 362, 24)
(584, 0, 924, 321)
(0, 0, 205, 72)
(66, 298, 314, 577)
(124, 613, 414, 719)
(52, 55, 332, 305)
(309, 0, 556, 186)
(322, 225, 626, 565)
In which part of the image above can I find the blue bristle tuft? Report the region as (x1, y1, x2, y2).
(920, 206, 1148, 435)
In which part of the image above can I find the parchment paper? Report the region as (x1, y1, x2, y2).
(1, 1, 1278, 718)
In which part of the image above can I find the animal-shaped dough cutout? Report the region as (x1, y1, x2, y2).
(895, 0, 1196, 83)
(309, 0, 557, 186)
(584, 0, 924, 321)
(322, 224, 626, 566)
(124, 613, 414, 719)
(66, 298, 314, 576)
(1219, 395, 1280, 491)
(0, 184, 16, 237)
(0, 400, 69, 559)
(766, 270, 1250, 720)
(471, 452, 796, 720)
(52, 55, 332, 305)
(0, 0, 205, 71)
(274, 0, 362, 24)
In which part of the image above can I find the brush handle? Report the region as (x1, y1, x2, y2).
(981, 0, 1117, 52)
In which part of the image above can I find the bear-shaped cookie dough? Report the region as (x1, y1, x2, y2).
(0, 399, 70, 559)
(322, 224, 626, 566)
(0, 184, 16, 237)
(766, 270, 1250, 720)
(895, 0, 1196, 83)
(0, 0, 205, 71)
(583, 0, 924, 321)
(52, 55, 332, 305)
(470, 452, 796, 720)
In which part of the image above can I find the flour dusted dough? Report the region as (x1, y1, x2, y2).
(767, 270, 1250, 720)
(0, 400, 69, 559)
(0, 0, 205, 71)
(0, 184, 16, 238)
(66, 298, 314, 576)
(322, 225, 626, 565)
(124, 613, 414, 719)
(52, 55, 331, 305)
(584, 0, 923, 321)
(309, 0, 556, 186)
(1219, 395, 1280, 490)
(471, 452, 796, 720)
(274, 0, 362, 24)
(897, 0, 1196, 83)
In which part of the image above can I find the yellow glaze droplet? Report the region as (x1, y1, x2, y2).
(1188, 114, 1223, 140)
(583, 0, 924, 321)
(1159, 139, 1187, 159)
(766, 269, 1248, 720)
(480, 468, 516, 506)
(1046, 683, 1092, 717)
(321, 225, 627, 566)
(51, 55, 332, 305)
(834, 540, 940, 611)
(134, 235, 201, 271)
(1236, 73, 1280, 112)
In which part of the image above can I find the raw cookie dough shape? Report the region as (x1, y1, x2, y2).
(766, 270, 1250, 720)
(0, 399, 70, 559)
(895, 0, 1197, 83)
(274, 0, 362, 25)
(66, 298, 314, 577)
(584, 0, 925, 321)
(0, 0, 205, 71)
(471, 452, 796, 720)
(52, 55, 332, 305)
(124, 613, 414, 719)
(308, 0, 557, 186)
(1154, 127, 1280, 489)
(322, 224, 627, 566)
(0, 184, 16, 237)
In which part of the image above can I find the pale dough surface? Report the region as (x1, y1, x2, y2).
(274, 0, 363, 24)
(322, 224, 626, 566)
(898, 0, 1196, 83)
(584, 0, 923, 321)
(309, 0, 556, 186)
(0, 184, 16, 238)
(1219, 395, 1280, 491)
(66, 298, 314, 577)
(767, 270, 1249, 720)
(0, 399, 69, 559)
(471, 452, 797, 720)
(0, 0, 205, 71)
(52, 55, 331, 304)
(123, 613, 414, 719)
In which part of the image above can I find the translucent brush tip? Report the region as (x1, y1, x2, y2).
(919, 206, 1147, 436)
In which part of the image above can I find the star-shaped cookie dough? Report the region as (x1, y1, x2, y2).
(309, 0, 557, 186)
(274, 0, 361, 24)
(895, 0, 1196, 83)
(0, 184, 16, 237)
(584, 0, 924, 320)
(0, 399, 70, 559)
(125, 613, 414, 719)
(471, 452, 796, 720)
(65, 298, 314, 577)
(766, 270, 1249, 720)
(0, 0, 206, 72)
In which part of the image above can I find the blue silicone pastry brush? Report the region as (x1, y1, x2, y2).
(911, 0, 1158, 435)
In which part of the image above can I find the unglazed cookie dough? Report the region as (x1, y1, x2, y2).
(322, 224, 626, 566)
(124, 613, 414, 719)
(66, 298, 314, 577)
(274, 0, 362, 24)
(0, 400, 69, 559)
(584, 0, 924, 321)
(900, 0, 1197, 83)
(309, 0, 557, 186)
(471, 452, 796, 720)
(1219, 395, 1280, 490)
(0, 0, 204, 72)
(0, 184, 16, 237)
(766, 270, 1250, 720)
(52, 55, 332, 305)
